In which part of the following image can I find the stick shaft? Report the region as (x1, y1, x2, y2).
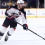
(17, 22, 45, 40)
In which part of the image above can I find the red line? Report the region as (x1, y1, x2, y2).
(2, 11, 3, 14)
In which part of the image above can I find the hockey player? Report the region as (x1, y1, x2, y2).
(0, 0, 28, 41)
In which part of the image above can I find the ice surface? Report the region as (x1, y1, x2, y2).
(0, 18, 45, 45)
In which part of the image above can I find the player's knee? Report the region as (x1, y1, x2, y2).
(8, 28, 15, 36)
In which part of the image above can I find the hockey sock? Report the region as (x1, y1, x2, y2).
(7, 28, 15, 36)
(4, 28, 15, 41)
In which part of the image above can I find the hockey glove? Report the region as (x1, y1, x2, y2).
(23, 24, 28, 30)
(9, 14, 15, 19)
(9, 13, 16, 23)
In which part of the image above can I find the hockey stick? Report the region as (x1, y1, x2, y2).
(17, 22, 45, 40)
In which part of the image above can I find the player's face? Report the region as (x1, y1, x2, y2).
(19, 3, 24, 8)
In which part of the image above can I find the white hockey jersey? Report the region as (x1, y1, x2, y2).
(5, 5, 27, 24)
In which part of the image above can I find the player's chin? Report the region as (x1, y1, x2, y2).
(20, 6, 23, 8)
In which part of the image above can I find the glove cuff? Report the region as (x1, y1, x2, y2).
(23, 24, 27, 25)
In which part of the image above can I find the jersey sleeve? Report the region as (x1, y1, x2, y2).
(5, 8, 10, 17)
(5, 6, 13, 17)
(21, 10, 27, 25)
(5, 6, 19, 18)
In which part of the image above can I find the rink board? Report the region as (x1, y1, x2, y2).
(0, 9, 45, 18)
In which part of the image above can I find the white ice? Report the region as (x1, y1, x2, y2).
(0, 18, 45, 45)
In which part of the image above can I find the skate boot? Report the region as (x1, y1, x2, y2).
(4, 31, 11, 41)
